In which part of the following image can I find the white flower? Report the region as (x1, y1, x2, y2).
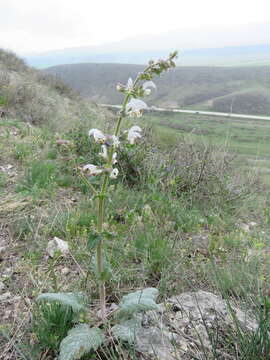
(83, 164, 103, 176)
(99, 145, 108, 160)
(144, 89, 151, 96)
(112, 135, 120, 147)
(112, 152, 117, 164)
(99, 145, 117, 164)
(110, 168, 119, 179)
(89, 128, 106, 143)
(126, 99, 148, 117)
(143, 81, 156, 95)
(128, 125, 142, 144)
(126, 78, 133, 90)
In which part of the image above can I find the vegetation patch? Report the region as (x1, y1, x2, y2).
(0, 49, 270, 360)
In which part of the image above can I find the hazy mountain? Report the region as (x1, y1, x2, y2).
(45, 63, 270, 115)
(25, 22, 270, 68)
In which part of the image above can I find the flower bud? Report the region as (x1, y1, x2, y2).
(116, 83, 125, 92)
(144, 89, 151, 96)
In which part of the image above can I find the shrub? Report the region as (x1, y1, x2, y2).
(34, 72, 79, 100)
(0, 49, 28, 72)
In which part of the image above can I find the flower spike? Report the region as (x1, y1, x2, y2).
(110, 168, 119, 179)
(89, 129, 106, 143)
(143, 81, 156, 95)
(128, 125, 142, 144)
(83, 164, 103, 176)
(99, 145, 108, 160)
(126, 99, 148, 117)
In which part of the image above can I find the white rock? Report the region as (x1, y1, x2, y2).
(240, 223, 250, 232)
(134, 290, 257, 359)
(0, 291, 11, 302)
(46, 237, 69, 257)
(3, 310, 12, 319)
(0, 246, 7, 255)
(61, 267, 70, 275)
(0, 281, 5, 292)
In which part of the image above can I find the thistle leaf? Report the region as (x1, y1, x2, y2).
(37, 292, 86, 313)
(59, 324, 104, 360)
(117, 288, 159, 318)
(112, 317, 141, 344)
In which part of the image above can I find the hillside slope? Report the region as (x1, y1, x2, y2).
(1, 49, 270, 360)
(45, 63, 270, 115)
(0, 49, 106, 131)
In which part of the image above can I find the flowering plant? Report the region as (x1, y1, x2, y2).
(81, 51, 178, 320)
(35, 52, 177, 359)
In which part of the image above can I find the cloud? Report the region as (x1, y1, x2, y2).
(1, 0, 270, 54)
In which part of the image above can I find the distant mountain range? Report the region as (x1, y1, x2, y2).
(24, 22, 270, 68)
(44, 63, 270, 115)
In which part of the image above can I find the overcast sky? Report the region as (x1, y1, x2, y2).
(1, 0, 270, 54)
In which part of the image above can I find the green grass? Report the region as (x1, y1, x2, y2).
(144, 111, 270, 185)
(1, 112, 270, 359)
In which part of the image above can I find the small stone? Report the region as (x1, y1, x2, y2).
(109, 303, 118, 312)
(240, 223, 250, 232)
(0, 246, 7, 255)
(61, 267, 70, 275)
(248, 221, 257, 227)
(25, 297, 31, 306)
(0, 281, 5, 292)
(0, 291, 11, 302)
(3, 268, 12, 276)
(3, 310, 12, 319)
(46, 237, 69, 257)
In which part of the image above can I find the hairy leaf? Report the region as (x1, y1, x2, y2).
(59, 324, 104, 360)
(37, 292, 86, 313)
(112, 317, 141, 344)
(117, 288, 159, 318)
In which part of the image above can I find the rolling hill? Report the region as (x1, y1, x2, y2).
(45, 63, 270, 115)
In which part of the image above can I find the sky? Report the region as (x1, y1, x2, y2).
(1, 0, 270, 54)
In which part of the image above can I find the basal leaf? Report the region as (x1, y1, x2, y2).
(59, 324, 104, 360)
(37, 292, 86, 313)
(117, 288, 159, 318)
(112, 317, 141, 344)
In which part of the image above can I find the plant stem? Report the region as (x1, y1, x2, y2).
(96, 174, 108, 320)
(95, 63, 156, 320)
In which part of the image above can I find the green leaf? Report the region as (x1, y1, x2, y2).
(88, 232, 102, 250)
(37, 292, 86, 313)
(112, 317, 141, 344)
(59, 324, 104, 360)
(117, 288, 159, 318)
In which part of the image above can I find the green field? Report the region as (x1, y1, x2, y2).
(145, 111, 270, 184)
